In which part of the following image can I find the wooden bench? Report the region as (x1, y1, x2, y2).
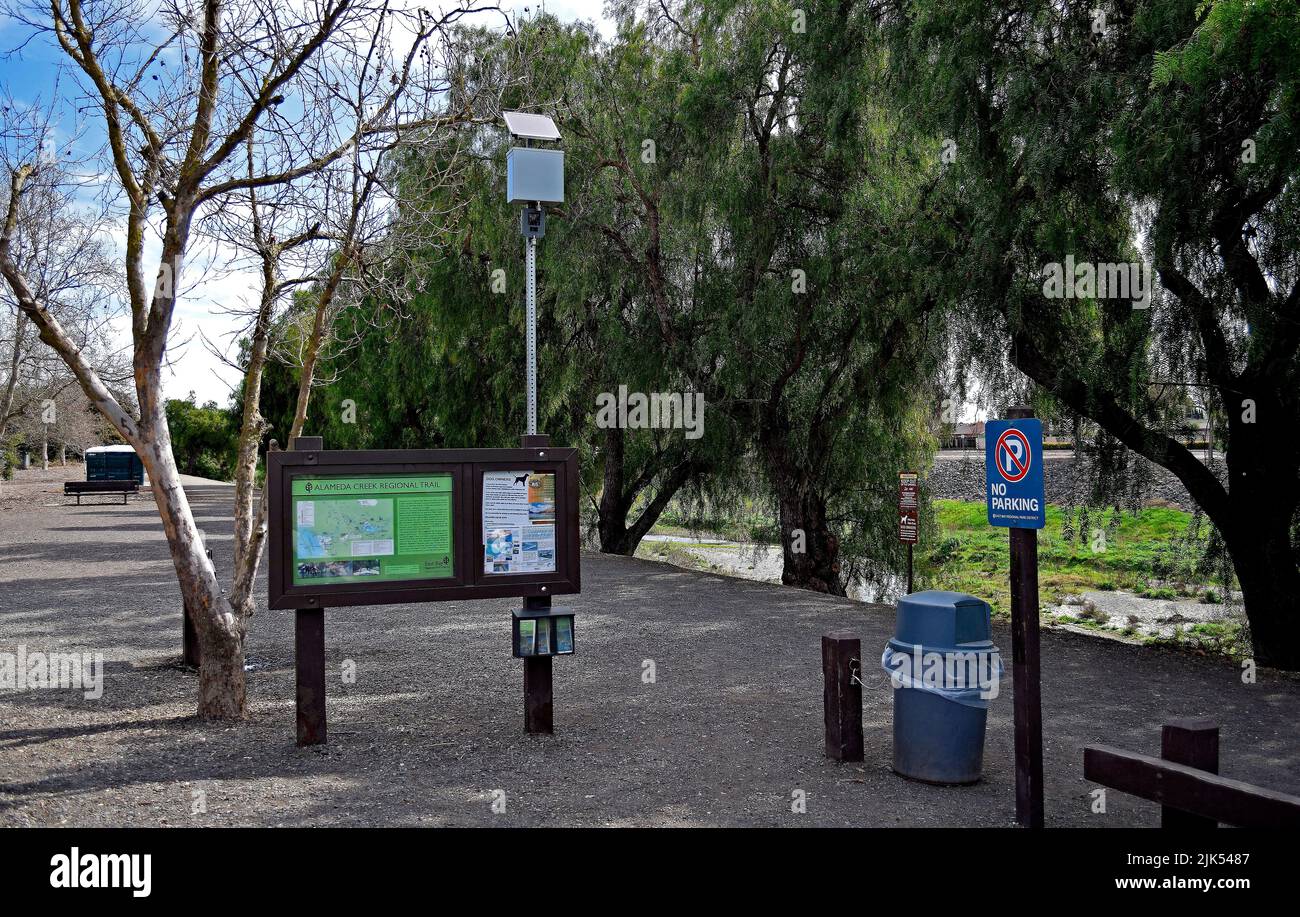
(64, 480, 140, 505)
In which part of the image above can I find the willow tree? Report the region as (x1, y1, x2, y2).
(878, 0, 1300, 666)
(291, 13, 739, 557)
(666, 0, 941, 594)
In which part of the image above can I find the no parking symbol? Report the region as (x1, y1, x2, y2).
(994, 428, 1032, 483)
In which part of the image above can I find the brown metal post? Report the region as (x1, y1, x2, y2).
(290, 434, 327, 746)
(1007, 405, 1044, 828)
(822, 631, 864, 761)
(1161, 719, 1220, 829)
(523, 594, 554, 734)
(906, 544, 914, 595)
(296, 607, 326, 745)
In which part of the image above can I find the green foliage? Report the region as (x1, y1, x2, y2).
(282, 4, 944, 588)
(0, 436, 19, 480)
(879, 0, 1300, 659)
(166, 394, 239, 482)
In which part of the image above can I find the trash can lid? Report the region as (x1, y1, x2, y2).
(894, 590, 993, 649)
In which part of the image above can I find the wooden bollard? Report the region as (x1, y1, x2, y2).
(822, 631, 863, 762)
(1161, 718, 1219, 829)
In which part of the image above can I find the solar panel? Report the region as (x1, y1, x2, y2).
(503, 111, 561, 141)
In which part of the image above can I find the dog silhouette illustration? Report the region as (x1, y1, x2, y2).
(513, 474, 528, 486)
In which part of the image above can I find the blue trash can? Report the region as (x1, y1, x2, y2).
(881, 591, 1002, 785)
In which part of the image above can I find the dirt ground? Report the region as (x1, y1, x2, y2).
(2, 464, 1298, 827)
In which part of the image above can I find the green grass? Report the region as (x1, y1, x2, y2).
(925, 500, 1219, 617)
(646, 497, 1244, 658)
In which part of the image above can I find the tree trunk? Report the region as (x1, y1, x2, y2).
(228, 272, 276, 620)
(1226, 517, 1300, 669)
(596, 427, 696, 556)
(771, 468, 845, 596)
(597, 427, 633, 553)
(0, 310, 28, 443)
(137, 429, 246, 718)
(758, 403, 845, 596)
(1219, 407, 1300, 669)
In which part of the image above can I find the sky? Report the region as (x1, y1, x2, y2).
(0, 1, 616, 407)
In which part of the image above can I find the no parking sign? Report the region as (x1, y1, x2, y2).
(985, 419, 1045, 529)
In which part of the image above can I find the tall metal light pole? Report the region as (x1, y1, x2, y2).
(504, 111, 564, 437)
(504, 111, 565, 733)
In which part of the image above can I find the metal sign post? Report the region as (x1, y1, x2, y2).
(505, 111, 563, 438)
(504, 112, 567, 733)
(525, 229, 538, 435)
(986, 408, 1045, 827)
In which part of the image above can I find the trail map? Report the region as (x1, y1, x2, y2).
(291, 475, 453, 585)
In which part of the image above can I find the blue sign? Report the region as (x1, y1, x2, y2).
(985, 418, 1045, 529)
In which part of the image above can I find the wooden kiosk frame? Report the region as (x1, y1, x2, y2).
(267, 441, 581, 744)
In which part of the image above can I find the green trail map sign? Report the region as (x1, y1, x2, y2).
(290, 475, 453, 585)
(267, 447, 580, 609)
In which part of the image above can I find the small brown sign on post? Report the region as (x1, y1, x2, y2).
(898, 472, 919, 543)
(898, 471, 919, 594)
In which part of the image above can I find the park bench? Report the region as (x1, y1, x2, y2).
(64, 480, 140, 505)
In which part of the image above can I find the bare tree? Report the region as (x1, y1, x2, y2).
(0, 90, 124, 444)
(0, 0, 504, 719)
(209, 10, 511, 635)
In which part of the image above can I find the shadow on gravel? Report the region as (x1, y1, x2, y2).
(3, 483, 1300, 827)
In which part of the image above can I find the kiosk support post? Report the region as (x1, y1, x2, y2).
(292, 435, 328, 747)
(522, 594, 554, 735)
(1006, 407, 1044, 828)
(296, 605, 326, 746)
(520, 432, 555, 734)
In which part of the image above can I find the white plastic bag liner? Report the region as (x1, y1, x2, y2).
(880, 645, 1004, 709)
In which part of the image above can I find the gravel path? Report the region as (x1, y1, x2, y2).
(2, 466, 1298, 827)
